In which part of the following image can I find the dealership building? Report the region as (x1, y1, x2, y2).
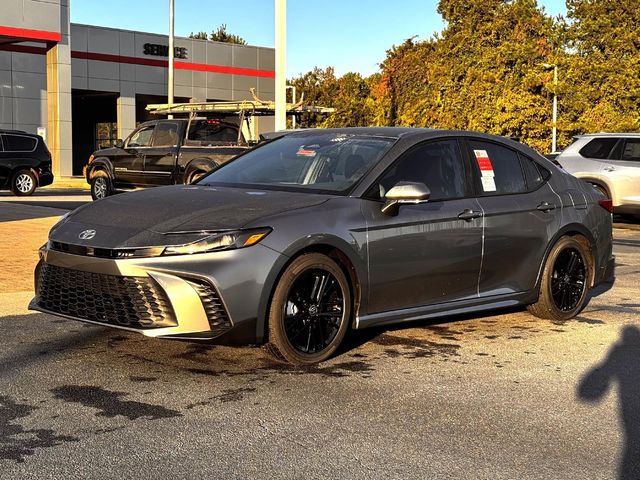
(1, 0, 276, 178)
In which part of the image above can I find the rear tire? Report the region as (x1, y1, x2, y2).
(265, 253, 351, 365)
(11, 169, 37, 196)
(590, 183, 609, 198)
(527, 236, 592, 321)
(186, 169, 206, 184)
(90, 171, 112, 200)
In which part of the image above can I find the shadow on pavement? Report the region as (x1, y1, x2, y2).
(0, 203, 66, 222)
(578, 325, 640, 479)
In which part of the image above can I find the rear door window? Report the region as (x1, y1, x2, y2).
(579, 138, 620, 159)
(151, 122, 179, 147)
(2, 134, 37, 152)
(468, 140, 526, 195)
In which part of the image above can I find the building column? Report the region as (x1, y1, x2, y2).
(117, 95, 136, 141)
(46, 0, 72, 178)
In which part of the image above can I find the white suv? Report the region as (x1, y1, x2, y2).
(557, 133, 640, 216)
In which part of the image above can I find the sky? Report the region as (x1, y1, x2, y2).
(71, 0, 567, 78)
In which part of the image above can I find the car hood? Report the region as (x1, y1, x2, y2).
(50, 185, 329, 249)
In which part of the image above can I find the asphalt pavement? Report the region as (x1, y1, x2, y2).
(1, 193, 640, 479)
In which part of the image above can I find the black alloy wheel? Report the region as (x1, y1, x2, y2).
(266, 253, 351, 365)
(527, 236, 592, 321)
(283, 268, 344, 355)
(550, 247, 587, 312)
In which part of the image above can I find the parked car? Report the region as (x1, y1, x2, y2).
(85, 118, 248, 200)
(0, 130, 53, 196)
(556, 133, 640, 216)
(32, 128, 614, 365)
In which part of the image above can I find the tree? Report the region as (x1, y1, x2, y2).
(561, 0, 640, 134)
(210, 24, 247, 45)
(189, 32, 208, 40)
(189, 25, 247, 45)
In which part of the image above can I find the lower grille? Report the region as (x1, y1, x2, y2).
(187, 279, 232, 337)
(36, 263, 176, 329)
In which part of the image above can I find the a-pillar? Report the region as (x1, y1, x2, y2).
(46, 9, 72, 177)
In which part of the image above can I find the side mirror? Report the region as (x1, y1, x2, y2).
(381, 181, 430, 215)
(114, 139, 124, 148)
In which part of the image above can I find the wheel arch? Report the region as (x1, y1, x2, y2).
(575, 175, 617, 204)
(183, 158, 217, 183)
(86, 157, 114, 180)
(533, 224, 598, 296)
(256, 236, 366, 344)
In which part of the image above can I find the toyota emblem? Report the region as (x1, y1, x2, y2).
(78, 229, 96, 240)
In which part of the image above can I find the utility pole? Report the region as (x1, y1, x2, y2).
(286, 85, 296, 128)
(168, 0, 175, 119)
(543, 63, 558, 153)
(275, 0, 286, 131)
(552, 64, 558, 153)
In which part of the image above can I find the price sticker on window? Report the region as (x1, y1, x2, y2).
(474, 150, 494, 177)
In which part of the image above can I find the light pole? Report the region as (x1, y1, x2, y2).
(286, 85, 296, 128)
(542, 63, 558, 153)
(168, 0, 175, 119)
(275, 0, 287, 131)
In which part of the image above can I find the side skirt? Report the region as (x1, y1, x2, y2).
(355, 291, 537, 330)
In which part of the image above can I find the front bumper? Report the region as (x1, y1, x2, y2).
(30, 244, 282, 342)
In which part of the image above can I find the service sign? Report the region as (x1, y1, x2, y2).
(143, 43, 188, 59)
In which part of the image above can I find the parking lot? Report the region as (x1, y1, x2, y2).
(1, 191, 640, 479)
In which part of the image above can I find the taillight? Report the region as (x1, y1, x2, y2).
(598, 199, 613, 213)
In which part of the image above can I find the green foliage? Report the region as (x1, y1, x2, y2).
(289, 0, 640, 153)
(210, 24, 247, 45)
(189, 25, 247, 45)
(189, 32, 208, 40)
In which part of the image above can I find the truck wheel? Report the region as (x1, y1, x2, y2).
(265, 253, 351, 365)
(186, 170, 206, 184)
(90, 171, 112, 200)
(11, 169, 37, 196)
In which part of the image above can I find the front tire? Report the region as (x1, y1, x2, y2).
(11, 169, 37, 196)
(90, 171, 112, 200)
(528, 236, 592, 321)
(265, 253, 351, 365)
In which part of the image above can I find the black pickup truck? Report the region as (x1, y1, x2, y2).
(85, 118, 248, 200)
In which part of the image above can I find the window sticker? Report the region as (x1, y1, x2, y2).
(481, 176, 497, 192)
(296, 147, 317, 157)
(474, 150, 495, 177)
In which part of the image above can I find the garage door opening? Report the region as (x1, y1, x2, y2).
(72, 90, 117, 176)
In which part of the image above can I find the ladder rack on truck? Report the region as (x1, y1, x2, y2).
(145, 89, 335, 143)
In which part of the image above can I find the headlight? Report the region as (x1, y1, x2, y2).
(162, 228, 272, 256)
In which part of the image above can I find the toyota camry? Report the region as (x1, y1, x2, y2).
(30, 128, 615, 365)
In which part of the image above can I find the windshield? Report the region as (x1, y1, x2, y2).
(199, 132, 395, 194)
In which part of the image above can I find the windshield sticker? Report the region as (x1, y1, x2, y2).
(474, 150, 495, 177)
(481, 176, 497, 192)
(296, 146, 317, 157)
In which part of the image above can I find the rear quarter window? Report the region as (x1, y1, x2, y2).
(2, 134, 37, 152)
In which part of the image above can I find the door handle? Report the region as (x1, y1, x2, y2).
(536, 201, 556, 212)
(603, 166, 616, 172)
(458, 209, 483, 221)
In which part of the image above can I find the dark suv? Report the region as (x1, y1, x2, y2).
(0, 130, 54, 196)
(85, 118, 248, 200)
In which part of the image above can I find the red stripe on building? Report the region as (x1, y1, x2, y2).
(0, 25, 61, 42)
(0, 44, 275, 77)
(0, 44, 48, 55)
(174, 60, 275, 78)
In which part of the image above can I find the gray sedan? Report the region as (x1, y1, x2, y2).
(30, 128, 615, 364)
